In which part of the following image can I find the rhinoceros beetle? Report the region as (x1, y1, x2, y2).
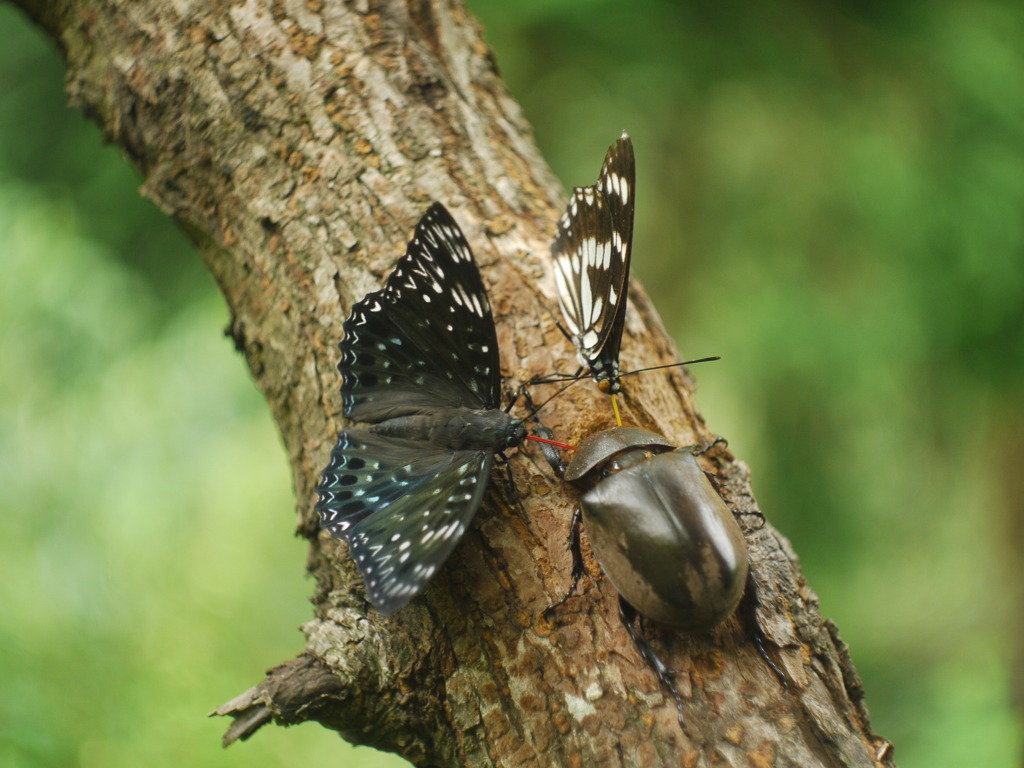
(560, 426, 748, 628)
(534, 421, 784, 729)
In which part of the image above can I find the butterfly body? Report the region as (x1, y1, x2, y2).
(316, 203, 523, 616)
(369, 408, 525, 452)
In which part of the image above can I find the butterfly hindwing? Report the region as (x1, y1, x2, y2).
(316, 429, 463, 537)
(552, 133, 635, 391)
(341, 203, 503, 422)
(347, 450, 495, 615)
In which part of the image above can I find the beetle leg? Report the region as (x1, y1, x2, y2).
(740, 572, 788, 689)
(543, 506, 584, 618)
(693, 437, 767, 527)
(701, 466, 767, 529)
(619, 597, 687, 731)
(518, 387, 568, 478)
(735, 507, 767, 528)
(714, 477, 767, 528)
(533, 424, 567, 479)
(691, 440, 745, 515)
(691, 436, 728, 457)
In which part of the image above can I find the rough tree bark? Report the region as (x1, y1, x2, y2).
(11, 1, 897, 766)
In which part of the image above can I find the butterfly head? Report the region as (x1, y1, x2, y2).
(505, 419, 527, 449)
(597, 376, 622, 396)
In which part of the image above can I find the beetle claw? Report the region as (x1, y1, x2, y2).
(691, 436, 728, 457)
(735, 508, 767, 529)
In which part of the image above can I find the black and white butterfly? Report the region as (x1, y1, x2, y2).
(315, 203, 528, 615)
(551, 132, 635, 395)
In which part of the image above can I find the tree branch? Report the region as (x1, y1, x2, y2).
(11, 0, 895, 765)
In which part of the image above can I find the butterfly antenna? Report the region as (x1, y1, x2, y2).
(529, 366, 585, 387)
(528, 377, 586, 418)
(618, 356, 721, 379)
(533, 356, 721, 387)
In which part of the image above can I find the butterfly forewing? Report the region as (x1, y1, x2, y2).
(551, 134, 635, 391)
(341, 203, 502, 422)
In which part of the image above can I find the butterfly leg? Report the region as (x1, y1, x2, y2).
(535, 292, 577, 347)
(516, 383, 539, 420)
(619, 597, 687, 732)
(502, 383, 525, 414)
(739, 571, 788, 689)
(543, 506, 584, 618)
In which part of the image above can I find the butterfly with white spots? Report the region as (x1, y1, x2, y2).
(316, 203, 527, 615)
(551, 133, 635, 395)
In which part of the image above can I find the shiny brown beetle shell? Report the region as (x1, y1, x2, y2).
(564, 426, 748, 630)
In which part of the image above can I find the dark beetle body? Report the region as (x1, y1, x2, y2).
(564, 427, 748, 631)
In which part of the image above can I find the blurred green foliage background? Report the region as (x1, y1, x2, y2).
(1, 2, 1021, 767)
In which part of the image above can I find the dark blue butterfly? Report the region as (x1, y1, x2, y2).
(315, 203, 527, 615)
